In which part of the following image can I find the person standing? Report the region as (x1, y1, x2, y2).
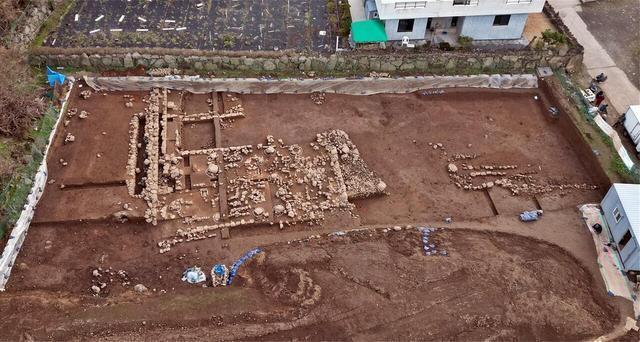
(595, 91, 605, 106)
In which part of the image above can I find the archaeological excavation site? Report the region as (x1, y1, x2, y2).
(0, 76, 624, 340)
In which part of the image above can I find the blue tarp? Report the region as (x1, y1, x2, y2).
(46, 66, 66, 87)
(520, 210, 542, 222)
(227, 247, 262, 285)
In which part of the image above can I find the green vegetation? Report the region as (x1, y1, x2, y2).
(554, 69, 640, 184)
(0, 104, 58, 239)
(0, 48, 48, 239)
(223, 35, 236, 48)
(541, 29, 566, 45)
(326, 0, 339, 36)
(31, 0, 73, 47)
(438, 42, 454, 51)
(533, 37, 545, 50)
(338, 1, 351, 37)
(457, 35, 473, 49)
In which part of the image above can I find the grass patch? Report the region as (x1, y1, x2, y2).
(0, 105, 59, 239)
(31, 0, 74, 48)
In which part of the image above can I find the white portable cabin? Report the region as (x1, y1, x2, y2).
(601, 183, 640, 272)
(624, 105, 640, 153)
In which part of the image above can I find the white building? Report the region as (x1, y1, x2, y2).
(361, 0, 545, 43)
(601, 183, 640, 273)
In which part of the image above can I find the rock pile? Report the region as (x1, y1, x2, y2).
(310, 92, 326, 105)
(316, 129, 386, 199)
(140, 89, 162, 224)
(79, 90, 92, 99)
(64, 133, 75, 144)
(147, 68, 179, 76)
(90, 267, 131, 296)
(126, 116, 140, 196)
(443, 152, 598, 195)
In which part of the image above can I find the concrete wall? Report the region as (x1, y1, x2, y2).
(602, 186, 639, 271)
(374, 0, 544, 20)
(384, 18, 429, 40)
(460, 13, 528, 40)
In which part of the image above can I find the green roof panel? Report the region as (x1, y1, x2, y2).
(351, 20, 387, 43)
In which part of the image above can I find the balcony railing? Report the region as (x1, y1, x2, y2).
(394, 1, 429, 9)
(506, 0, 533, 3)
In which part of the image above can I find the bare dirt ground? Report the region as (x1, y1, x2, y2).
(0, 84, 626, 340)
(0, 228, 619, 340)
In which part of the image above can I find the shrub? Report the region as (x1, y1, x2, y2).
(223, 35, 235, 48)
(438, 42, 454, 51)
(0, 0, 20, 36)
(533, 37, 545, 50)
(326, 0, 336, 14)
(338, 1, 351, 37)
(457, 35, 473, 49)
(541, 29, 566, 45)
(0, 48, 44, 138)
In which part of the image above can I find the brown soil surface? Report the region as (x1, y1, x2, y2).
(34, 86, 605, 225)
(0, 229, 618, 340)
(1, 85, 627, 340)
(613, 329, 640, 342)
(226, 89, 604, 223)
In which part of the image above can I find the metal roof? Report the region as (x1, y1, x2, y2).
(613, 183, 640, 236)
(351, 20, 388, 43)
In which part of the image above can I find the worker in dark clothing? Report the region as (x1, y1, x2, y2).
(595, 91, 605, 106)
(598, 103, 608, 114)
(613, 113, 626, 128)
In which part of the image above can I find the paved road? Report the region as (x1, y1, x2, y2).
(549, 0, 639, 117)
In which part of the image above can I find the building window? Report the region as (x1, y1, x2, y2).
(613, 207, 623, 223)
(395, 1, 428, 9)
(450, 17, 459, 27)
(619, 230, 633, 250)
(493, 15, 511, 26)
(427, 18, 432, 29)
(453, 0, 478, 6)
(397, 19, 415, 33)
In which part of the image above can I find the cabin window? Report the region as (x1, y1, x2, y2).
(613, 207, 622, 223)
(619, 230, 633, 250)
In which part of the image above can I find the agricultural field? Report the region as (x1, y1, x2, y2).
(45, 0, 332, 51)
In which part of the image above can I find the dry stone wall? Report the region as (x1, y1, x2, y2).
(30, 47, 581, 75)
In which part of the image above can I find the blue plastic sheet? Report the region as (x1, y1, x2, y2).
(46, 66, 66, 87)
(227, 247, 262, 285)
(520, 210, 541, 222)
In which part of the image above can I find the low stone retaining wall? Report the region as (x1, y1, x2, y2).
(30, 47, 581, 75)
